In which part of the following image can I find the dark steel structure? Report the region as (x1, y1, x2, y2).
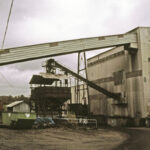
(30, 75, 71, 116)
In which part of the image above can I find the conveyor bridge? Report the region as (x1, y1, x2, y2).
(46, 59, 121, 100)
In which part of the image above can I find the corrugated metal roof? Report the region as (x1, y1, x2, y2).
(6, 100, 24, 108)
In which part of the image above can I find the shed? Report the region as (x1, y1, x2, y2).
(5, 101, 30, 113)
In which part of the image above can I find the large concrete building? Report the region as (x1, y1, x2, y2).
(87, 27, 150, 126)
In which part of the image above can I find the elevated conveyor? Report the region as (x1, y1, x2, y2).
(46, 59, 121, 100)
(0, 32, 137, 66)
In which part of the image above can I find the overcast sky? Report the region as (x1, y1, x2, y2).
(0, 0, 150, 96)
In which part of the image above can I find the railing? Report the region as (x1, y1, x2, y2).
(55, 118, 97, 128)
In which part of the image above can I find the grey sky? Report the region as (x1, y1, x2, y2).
(0, 0, 150, 96)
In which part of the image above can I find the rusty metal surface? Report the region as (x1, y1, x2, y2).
(31, 86, 71, 100)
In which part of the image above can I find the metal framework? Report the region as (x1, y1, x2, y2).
(76, 52, 89, 104)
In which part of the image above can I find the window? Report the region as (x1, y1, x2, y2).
(113, 70, 123, 85)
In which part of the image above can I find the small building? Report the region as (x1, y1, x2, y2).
(2, 101, 36, 128)
(5, 101, 30, 113)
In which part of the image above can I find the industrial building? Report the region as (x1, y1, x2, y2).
(87, 27, 150, 126)
(1, 27, 150, 126)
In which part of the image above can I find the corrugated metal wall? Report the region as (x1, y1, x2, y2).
(13, 103, 30, 113)
(87, 27, 150, 121)
(88, 46, 129, 117)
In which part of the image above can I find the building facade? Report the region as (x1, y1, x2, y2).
(87, 27, 150, 126)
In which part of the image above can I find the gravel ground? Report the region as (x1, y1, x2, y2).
(114, 128, 150, 150)
(0, 127, 127, 150)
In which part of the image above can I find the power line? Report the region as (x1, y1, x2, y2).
(1, 0, 14, 49)
(0, 71, 31, 90)
(0, 71, 14, 87)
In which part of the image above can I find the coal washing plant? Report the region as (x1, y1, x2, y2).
(1, 27, 150, 127)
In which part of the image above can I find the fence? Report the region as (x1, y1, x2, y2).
(55, 118, 97, 128)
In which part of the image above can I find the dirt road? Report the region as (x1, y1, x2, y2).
(0, 127, 126, 150)
(114, 128, 150, 150)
